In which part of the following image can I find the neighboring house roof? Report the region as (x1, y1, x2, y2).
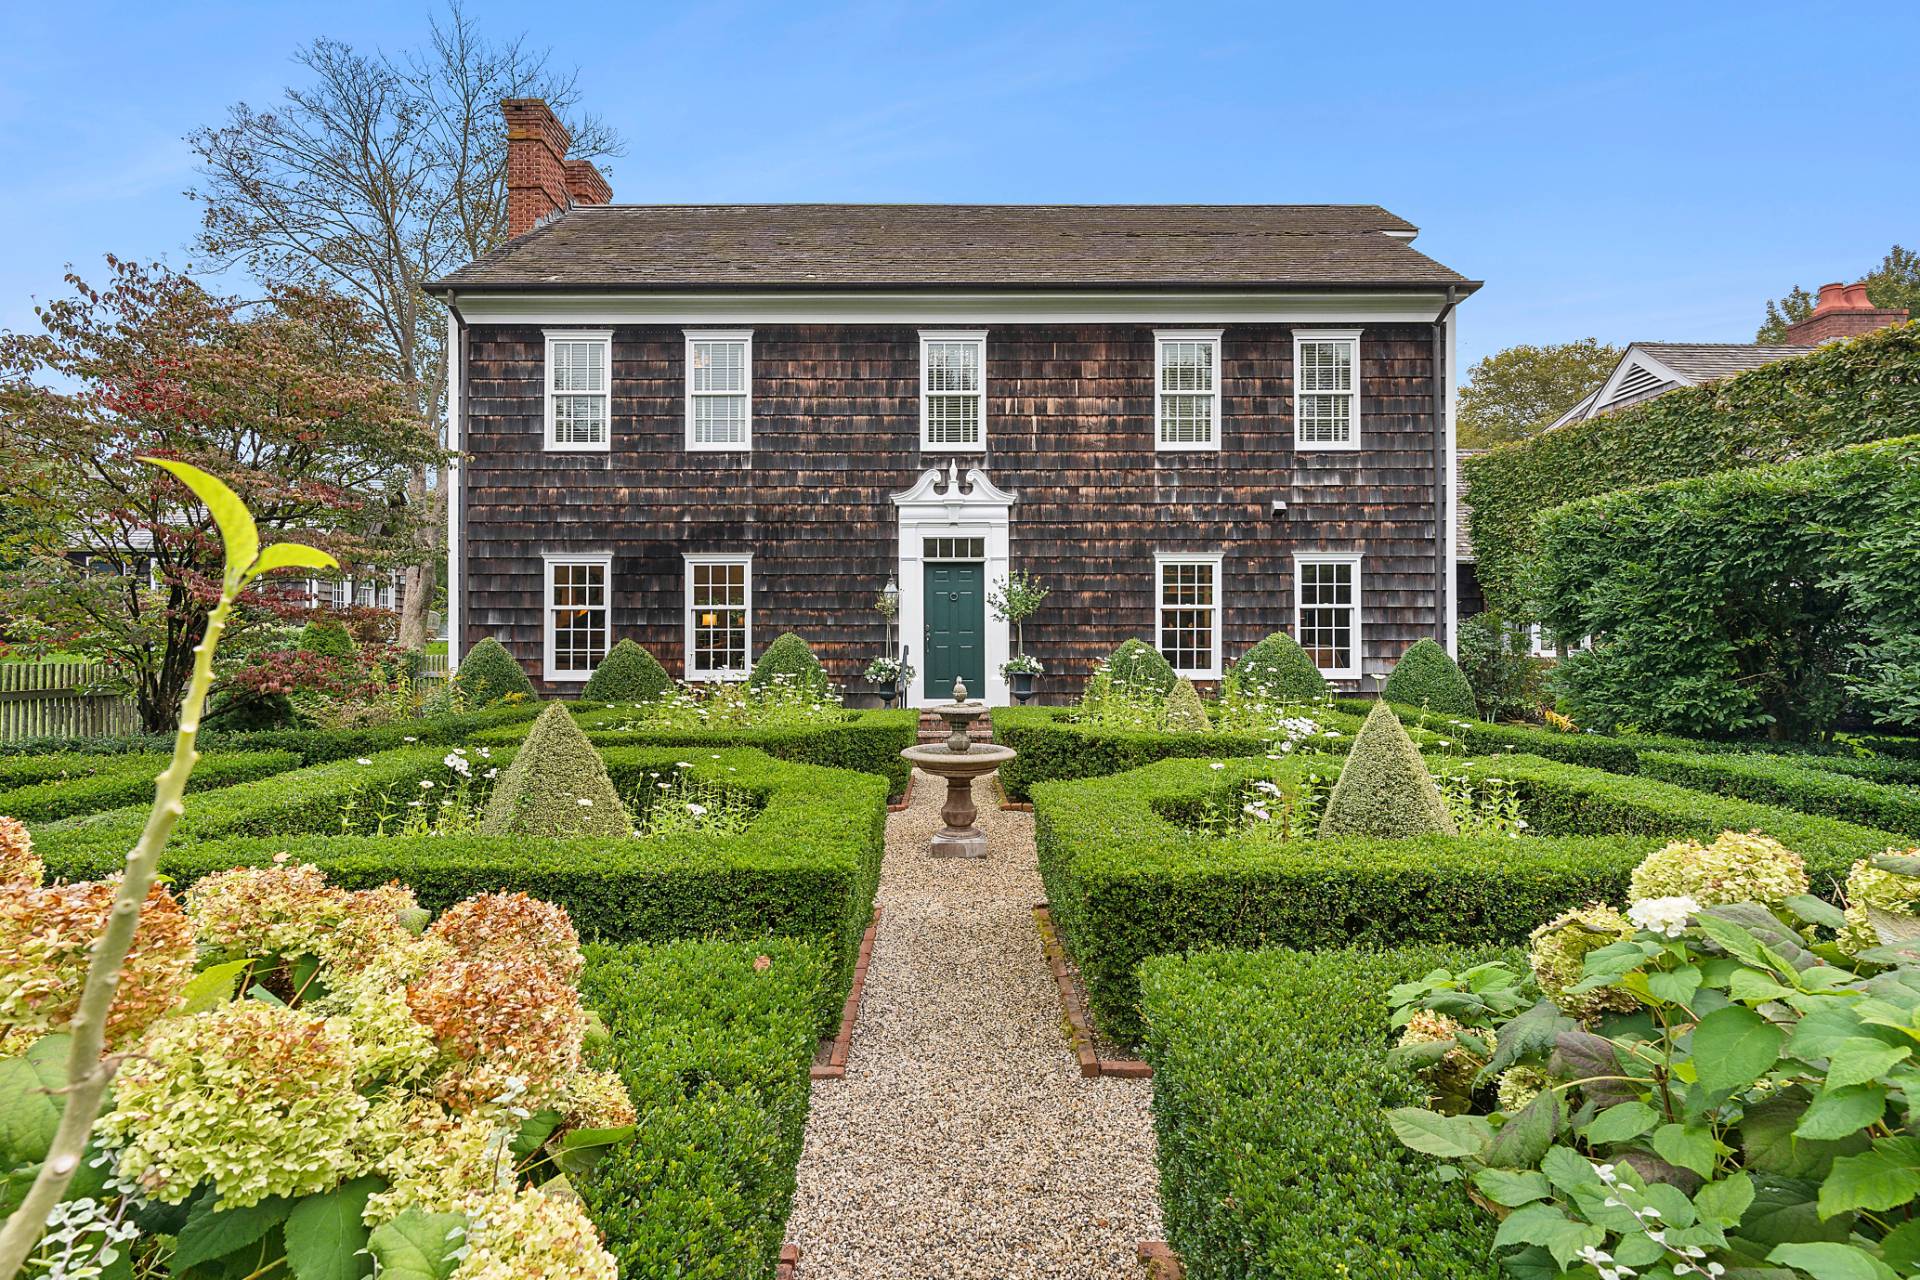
(431, 203, 1481, 293)
(1456, 449, 1483, 561)
(1549, 341, 1814, 428)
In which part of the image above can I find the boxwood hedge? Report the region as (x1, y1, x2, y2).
(580, 937, 824, 1279)
(1630, 749, 1920, 838)
(1035, 753, 1900, 1045)
(1141, 945, 1505, 1280)
(0, 749, 300, 823)
(0, 703, 543, 765)
(33, 744, 885, 1031)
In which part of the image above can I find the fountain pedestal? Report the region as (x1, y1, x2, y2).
(898, 679, 1018, 859)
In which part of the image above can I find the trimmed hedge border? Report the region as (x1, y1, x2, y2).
(1798, 754, 1920, 787)
(0, 749, 300, 824)
(580, 937, 824, 1279)
(1635, 749, 1920, 838)
(0, 703, 543, 765)
(34, 744, 886, 1032)
(1035, 753, 1901, 1045)
(1142, 945, 1505, 1279)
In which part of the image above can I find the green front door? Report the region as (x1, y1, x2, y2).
(924, 563, 986, 698)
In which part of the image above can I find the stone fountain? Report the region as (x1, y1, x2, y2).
(899, 678, 1017, 859)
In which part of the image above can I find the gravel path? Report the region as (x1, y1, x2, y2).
(787, 768, 1162, 1279)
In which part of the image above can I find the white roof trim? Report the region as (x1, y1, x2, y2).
(1591, 345, 1693, 409)
(891, 463, 1017, 511)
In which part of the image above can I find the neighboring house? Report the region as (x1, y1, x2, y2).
(427, 99, 1481, 706)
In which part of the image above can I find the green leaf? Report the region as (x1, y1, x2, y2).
(1693, 1170, 1755, 1227)
(140, 457, 257, 590)
(284, 1176, 382, 1280)
(1825, 1038, 1911, 1088)
(511, 1111, 562, 1161)
(1690, 1005, 1783, 1096)
(0, 1035, 70, 1167)
(1647, 964, 1704, 1006)
(1495, 1245, 1559, 1280)
(250, 542, 338, 583)
(1492, 1202, 1605, 1269)
(1744, 1094, 1869, 1180)
(1695, 912, 1774, 968)
(1584, 1100, 1660, 1145)
(171, 1188, 293, 1271)
(1881, 1219, 1920, 1271)
(1728, 967, 1797, 1004)
(1817, 1138, 1920, 1219)
(1766, 1242, 1899, 1280)
(1795, 1085, 1888, 1141)
(1384, 1107, 1492, 1158)
(1786, 895, 1850, 931)
(1482, 998, 1575, 1080)
(365, 1210, 465, 1280)
(1790, 1001, 1874, 1065)
(1653, 1123, 1719, 1178)
(1730, 1175, 1847, 1252)
(175, 959, 253, 1015)
(1540, 1143, 1603, 1195)
(1472, 1167, 1552, 1208)
(551, 1122, 637, 1178)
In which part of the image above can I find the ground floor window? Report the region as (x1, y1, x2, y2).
(1154, 553, 1223, 678)
(1295, 553, 1362, 679)
(685, 554, 752, 680)
(544, 553, 611, 681)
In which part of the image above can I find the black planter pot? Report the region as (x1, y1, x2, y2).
(1009, 670, 1035, 704)
(877, 679, 900, 707)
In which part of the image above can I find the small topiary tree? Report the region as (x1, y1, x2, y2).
(297, 618, 357, 659)
(1223, 631, 1328, 705)
(1318, 702, 1457, 839)
(1163, 678, 1210, 732)
(581, 637, 671, 703)
(1380, 638, 1478, 719)
(478, 702, 630, 837)
(1105, 638, 1177, 698)
(454, 636, 536, 706)
(749, 632, 827, 693)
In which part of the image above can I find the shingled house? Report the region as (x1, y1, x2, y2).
(429, 99, 1480, 706)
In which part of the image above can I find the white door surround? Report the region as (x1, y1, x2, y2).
(891, 463, 1016, 707)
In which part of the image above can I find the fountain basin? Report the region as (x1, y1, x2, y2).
(901, 741, 1017, 858)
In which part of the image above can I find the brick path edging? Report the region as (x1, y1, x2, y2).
(1032, 905, 1150, 1079)
(774, 1243, 802, 1278)
(811, 908, 882, 1081)
(1137, 1240, 1185, 1279)
(887, 772, 916, 813)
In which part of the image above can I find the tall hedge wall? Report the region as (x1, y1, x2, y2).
(1465, 321, 1920, 614)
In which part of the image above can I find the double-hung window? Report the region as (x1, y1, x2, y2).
(685, 554, 752, 680)
(1293, 329, 1361, 450)
(1294, 553, 1362, 679)
(544, 553, 612, 681)
(544, 330, 612, 451)
(1155, 330, 1222, 451)
(685, 330, 752, 451)
(920, 331, 987, 451)
(1155, 553, 1224, 679)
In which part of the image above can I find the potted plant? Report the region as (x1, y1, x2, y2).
(865, 654, 911, 705)
(989, 570, 1049, 703)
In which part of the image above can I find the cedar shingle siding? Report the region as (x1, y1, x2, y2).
(460, 321, 1444, 700)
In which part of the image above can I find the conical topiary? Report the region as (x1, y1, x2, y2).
(1318, 702, 1457, 839)
(749, 632, 827, 693)
(298, 618, 357, 659)
(581, 638, 672, 703)
(1380, 639, 1478, 719)
(455, 636, 536, 706)
(1163, 678, 1210, 732)
(1223, 631, 1328, 705)
(478, 702, 630, 838)
(1105, 638, 1177, 698)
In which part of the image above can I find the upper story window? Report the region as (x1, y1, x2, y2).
(544, 552, 612, 681)
(545, 330, 612, 452)
(1155, 330, 1222, 451)
(920, 331, 987, 451)
(1295, 552, 1362, 680)
(686, 330, 752, 451)
(1155, 552, 1224, 679)
(685, 554, 752, 680)
(1293, 329, 1361, 451)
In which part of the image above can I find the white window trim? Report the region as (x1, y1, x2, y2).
(918, 330, 988, 453)
(542, 551, 613, 683)
(1293, 551, 1364, 681)
(1154, 551, 1225, 679)
(683, 552, 754, 681)
(543, 329, 613, 453)
(1292, 328, 1363, 452)
(1153, 329, 1223, 453)
(683, 329, 753, 453)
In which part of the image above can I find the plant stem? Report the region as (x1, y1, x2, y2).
(0, 594, 234, 1277)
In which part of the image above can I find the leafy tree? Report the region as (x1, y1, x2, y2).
(1757, 244, 1920, 341)
(1456, 339, 1623, 447)
(0, 259, 433, 730)
(988, 570, 1050, 658)
(186, 2, 621, 648)
(1380, 638, 1479, 719)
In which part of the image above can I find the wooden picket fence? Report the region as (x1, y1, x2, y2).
(0, 662, 141, 742)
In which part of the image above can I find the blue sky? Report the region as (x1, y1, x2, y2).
(1, 1, 1914, 370)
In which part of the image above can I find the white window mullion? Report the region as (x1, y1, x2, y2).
(1293, 329, 1362, 451)
(919, 330, 987, 451)
(1154, 330, 1222, 452)
(1154, 551, 1224, 678)
(543, 552, 612, 681)
(1294, 552, 1363, 680)
(685, 330, 753, 452)
(544, 329, 612, 452)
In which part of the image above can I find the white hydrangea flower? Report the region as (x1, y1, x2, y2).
(356, 757, 373, 766)
(1628, 895, 1700, 939)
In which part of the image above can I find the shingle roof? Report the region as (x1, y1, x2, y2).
(432, 204, 1480, 292)
(1634, 342, 1815, 382)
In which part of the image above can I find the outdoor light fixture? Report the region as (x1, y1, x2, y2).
(882, 577, 900, 610)
(1270, 499, 1290, 520)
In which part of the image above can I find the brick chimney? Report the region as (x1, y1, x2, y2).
(502, 98, 612, 237)
(1784, 279, 1910, 345)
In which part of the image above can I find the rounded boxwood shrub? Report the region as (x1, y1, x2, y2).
(1319, 701, 1456, 838)
(1380, 638, 1477, 718)
(582, 638, 672, 703)
(1223, 631, 1328, 704)
(297, 619, 357, 659)
(478, 702, 630, 837)
(1163, 678, 1209, 732)
(749, 633, 827, 692)
(455, 636, 537, 706)
(1105, 638, 1176, 698)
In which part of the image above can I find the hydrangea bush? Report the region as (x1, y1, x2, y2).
(1386, 832, 1920, 1279)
